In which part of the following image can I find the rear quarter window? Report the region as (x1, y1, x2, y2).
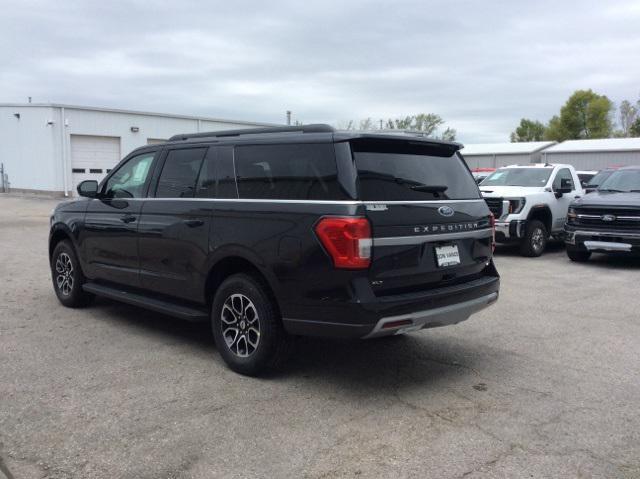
(351, 140, 479, 201)
(234, 143, 348, 200)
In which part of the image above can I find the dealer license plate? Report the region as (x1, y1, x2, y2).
(435, 244, 460, 267)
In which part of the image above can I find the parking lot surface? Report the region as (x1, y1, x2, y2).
(1, 195, 639, 479)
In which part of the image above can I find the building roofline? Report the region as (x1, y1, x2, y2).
(543, 148, 640, 154)
(0, 102, 278, 127)
(461, 141, 556, 156)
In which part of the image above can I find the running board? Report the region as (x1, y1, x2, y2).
(82, 283, 209, 322)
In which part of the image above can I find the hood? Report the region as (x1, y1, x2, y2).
(573, 191, 640, 208)
(479, 186, 546, 198)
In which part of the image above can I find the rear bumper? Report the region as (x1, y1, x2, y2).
(282, 263, 500, 339)
(564, 225, 640, 253)
(362, 292, 498, 338)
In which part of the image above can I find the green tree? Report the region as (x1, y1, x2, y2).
(544, 89, 613, 141)
(510, 118, 546, 142)
(630, 118, 640, 137)
(340, 113, 455, 140)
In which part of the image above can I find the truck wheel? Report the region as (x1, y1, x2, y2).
(520, 220, 547, 257)
(566, 248, 591, 262)
(211, 273, 292, 376)
(51, 240, 94, 307)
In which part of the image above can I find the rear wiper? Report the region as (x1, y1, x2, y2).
(629, 190, 640, 193)
(599, 188, 624, 192)
(410, 184, 449, 192)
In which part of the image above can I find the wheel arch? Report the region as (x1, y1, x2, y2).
(204, 254, 281, 315)
(527, 205, 553, 233)
(49, 225, 76, 260)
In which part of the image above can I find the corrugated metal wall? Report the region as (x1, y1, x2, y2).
(462, 153, 532, 169)
(541, 151, 640, 170)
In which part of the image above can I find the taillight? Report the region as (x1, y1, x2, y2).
(314, 217, 372, 269)
(489, 213, 496, 252)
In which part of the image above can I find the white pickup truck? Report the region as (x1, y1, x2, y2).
(479, 164, 584, 256)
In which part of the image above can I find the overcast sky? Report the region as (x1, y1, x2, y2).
(1, 0, 639, 142)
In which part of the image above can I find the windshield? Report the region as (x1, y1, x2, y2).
(481, 168, 552, 187)
(599, 170, 640, 192)
(352, 141, 480, 201)
(586, 170, 613, 187)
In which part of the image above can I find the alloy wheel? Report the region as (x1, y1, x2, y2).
(221, 294, 261, 357)
(55, 252, 74, 296)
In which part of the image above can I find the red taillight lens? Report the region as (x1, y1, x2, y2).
(314, 217, 372, 269)
(489, 213, 496, 252)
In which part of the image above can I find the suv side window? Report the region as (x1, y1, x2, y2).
(155, 148, 207, 198)
(195, 146, 237, 199)
(553, 168, 574, 191)
(103, 152, 155, 198)
(234, 144, 347, 200)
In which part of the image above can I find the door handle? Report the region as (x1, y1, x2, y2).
(183, 219, 204, 228)
(120, 214, 136, 224)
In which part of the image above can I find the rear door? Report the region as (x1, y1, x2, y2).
(137, 146, 211, 302)
(350, 139, 493, 296)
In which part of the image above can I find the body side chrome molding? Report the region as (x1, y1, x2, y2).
(91, 197, 486, 206)
(372, 228, 492, 246)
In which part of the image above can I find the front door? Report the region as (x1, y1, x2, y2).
(551, 168, 578, 232)
(81, 150, 158, 287)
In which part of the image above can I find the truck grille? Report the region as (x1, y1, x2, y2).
(575, 207, 640, 230)
(484, 197, 503, 218)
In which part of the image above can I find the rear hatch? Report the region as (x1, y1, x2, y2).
(350, 138, 493, 297)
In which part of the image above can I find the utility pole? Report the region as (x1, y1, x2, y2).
(286, 110, 292, 126)
(379, 119, 383, 130)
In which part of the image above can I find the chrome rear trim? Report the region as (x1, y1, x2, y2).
(363, 292, 498, 339)
(372, 228, 492, 246)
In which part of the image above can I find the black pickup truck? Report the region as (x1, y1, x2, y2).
(565, 166, 640, 261)
(49, 125, 500, 375)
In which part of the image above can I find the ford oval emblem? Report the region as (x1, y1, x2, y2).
(438, 206, 455, 217)
(601, 214, 616, 222)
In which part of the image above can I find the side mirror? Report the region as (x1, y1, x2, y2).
(77, 180, 99, 198)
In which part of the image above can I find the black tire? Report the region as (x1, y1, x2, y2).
(211, 273, 292, 376)
(51, 240, 94, 307)
(519, 220, 548, 257)
(566, 247, 591, 262)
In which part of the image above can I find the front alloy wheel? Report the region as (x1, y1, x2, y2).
(55, 252, 74, 296)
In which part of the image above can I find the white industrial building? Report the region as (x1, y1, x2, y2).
(541, 137, 640, 170)
(0, 103, 273, 196)
(461, 141, 556, 169)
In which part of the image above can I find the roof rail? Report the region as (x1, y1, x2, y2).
(169, 123, 335, 141)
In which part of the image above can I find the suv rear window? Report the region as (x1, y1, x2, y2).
(235, 144, 347, 200)
(352, 140, 479, 201)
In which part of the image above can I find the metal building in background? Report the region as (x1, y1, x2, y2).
(541, 137, 640, 170)
(461, 141, 556, 169)
(0, 103, 274, 196)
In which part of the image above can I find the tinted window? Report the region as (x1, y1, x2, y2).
(195, 146, 237, 199)
(235, 144, 346, 200)
(104, 152, 155, 198)
(553, 168, 575, 190)
(156, 148, 207, 198)
(353, 140, 479, 200)
(482, 168, 552, 187)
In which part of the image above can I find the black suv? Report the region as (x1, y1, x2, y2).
(565, 166, 640, 261)
(49, 125, 500, 375)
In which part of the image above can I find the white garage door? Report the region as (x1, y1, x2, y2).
(70, 135, 121, 195)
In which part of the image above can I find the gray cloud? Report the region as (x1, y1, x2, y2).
(1, 0, 639, 142)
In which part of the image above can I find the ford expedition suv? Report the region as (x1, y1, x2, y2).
(565, 166, 640, 261)
(49, 125, 500, 375)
